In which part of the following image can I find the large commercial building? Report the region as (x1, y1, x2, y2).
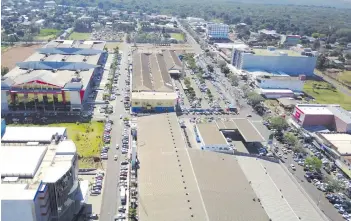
(1, 126, 85, 221)
(206, 23, 229, 40)
(231, 46, 317, 76)
(293, 104, 351, 132)
(131, 50, 183, 113)
(1, 40, 106, 114)
(136, 113, 270, 221)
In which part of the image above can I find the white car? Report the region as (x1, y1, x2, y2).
(116, 144, 119, 149)
(290, 164, 296, 170)
(114, 155, 118, 161)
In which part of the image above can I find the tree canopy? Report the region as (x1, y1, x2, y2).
(269, 116, 288, 131)
(284, 132, 298, 146)
(305, 156, 322, 171)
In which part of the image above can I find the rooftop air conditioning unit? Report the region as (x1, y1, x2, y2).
(61, 58, 66, 61)
(83, 57, 87, 62)
(52, 69, 58, 73)
(45, 54, 49, 57)
(40, 58, 45, 61)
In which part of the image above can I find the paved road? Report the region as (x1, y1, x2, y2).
(99, 43, 130, 221)
(176, 19, 202, 54)
(276, 144, 343, 221)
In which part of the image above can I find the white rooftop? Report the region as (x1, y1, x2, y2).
(1, 184, 37, 200)
(0, 146, 47, 178)
(296, 104, 336, 115)
(2, 127, 66, 143)
(321, 133, 351, 155)
(260, 89, 294, 94)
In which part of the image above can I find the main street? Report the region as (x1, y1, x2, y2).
(99, 43, 130, 221)
(183, 28, 343, 221)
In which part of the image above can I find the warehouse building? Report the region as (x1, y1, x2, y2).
(319, 133, 351, 156)
(131, 51, 180, 113)
(231, 46, 317, 76)
(293, 104, 351, 132)
(1, 126, 86, 221)
(1, 40, 106, 114)
(137, 113, 270, 221)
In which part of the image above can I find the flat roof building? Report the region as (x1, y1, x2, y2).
(1, 126, 85, 221)
(256, 75, 305, 92)
(231, 46, 317, 76)
(1, 40, 106, 115)
(319, 133, 351, 156)
(293, 104, 351, 133)
(196, 123, 232, 153)
(137, 113, 270, 221)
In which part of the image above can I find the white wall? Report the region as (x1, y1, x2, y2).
(1, 199, 36, 221)
(1, 90, 9, 111)
(201, 144, 232, 154)
(258, 79, 304, 91)
(69, 91, 81, 106)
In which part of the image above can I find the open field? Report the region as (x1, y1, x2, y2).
(304, 80, 351, 110)
(1, 44, 42, 69)
(105, 42, 121, 51)
(170, 33, 185, 41)
(9, 122, 104, 168)
(68, 32, 91, 40)
(337, 71, 351, 86)
(35, 29, 60, 40)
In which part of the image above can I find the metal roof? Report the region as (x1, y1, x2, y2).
(188, 149, 270, 221)
(232, 118, 266, 142)
(37, 47, 104, 55)
(16, 61, 98, 71)
(132, 52, 174, 92)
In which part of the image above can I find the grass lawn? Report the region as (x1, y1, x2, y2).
(304, 80, 351, 110)
(338, 71, 351, 86)
(10, 122, 104, 168)
(68, 32, 91, 40)
(170, 33, 185, 41)
(105, 42, 121, 51)
(35, 29, 60, 40)
(1, 45, 10, 52)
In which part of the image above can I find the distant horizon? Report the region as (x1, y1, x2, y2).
(228, 0, 351, 8)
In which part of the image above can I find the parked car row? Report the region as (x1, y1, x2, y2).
(91, 171, 105, 195)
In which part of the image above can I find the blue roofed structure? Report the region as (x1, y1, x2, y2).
(16, 61, 99, 71)
(37, 48, 104, 55)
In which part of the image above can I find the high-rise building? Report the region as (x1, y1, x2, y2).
(1, 126, 86, 221)
(206, 23, 229, 40)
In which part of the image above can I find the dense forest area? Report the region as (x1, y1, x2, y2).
(56, 0, 351, 41)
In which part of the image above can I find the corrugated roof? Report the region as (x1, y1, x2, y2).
(196, 123, 227, 145)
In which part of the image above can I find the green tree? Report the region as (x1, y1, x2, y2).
(284, 132, 298, 146)
(113, 46, 119, 55)
(221, 66, 230, 76)
(230, 74, 239, 86)
(1, 66, 9, 76)
(207, 64, 214, 72)
(269, 116, 288, 131)
(325, 178, 345, 193)
(316, 54, 327, 70)
(305, 156, 322, 171)
(312, 33, 320, 38)
(247, 92, 264, 107)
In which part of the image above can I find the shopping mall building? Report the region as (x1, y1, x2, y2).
(1, 40, 106, 114)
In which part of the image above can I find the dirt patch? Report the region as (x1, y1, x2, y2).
(1, 44, 42, 69)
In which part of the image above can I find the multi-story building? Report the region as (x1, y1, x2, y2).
(1, 126, 85, 221)
(231, 46, 317, 76)
(292, 104, 351, 132)
(256, 75, 305, 92)
(1, 40, 107, 115)
(206, 23, 229, 40)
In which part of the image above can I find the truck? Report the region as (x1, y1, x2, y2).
(120, 186, 126, 205)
